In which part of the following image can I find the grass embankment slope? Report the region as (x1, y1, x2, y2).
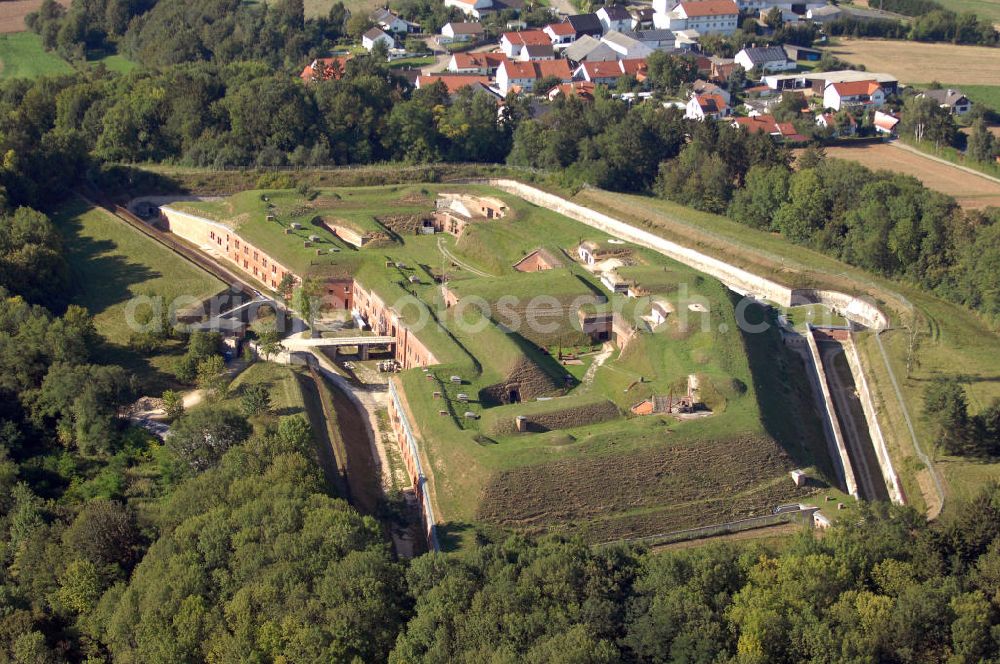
(936, 0, 1000, 23)
(0, 31, 72, 79)
(574, 187, 1000, 518)
(54, 200, 224, 393)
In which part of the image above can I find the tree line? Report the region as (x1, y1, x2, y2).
(826, 8, 998, 46)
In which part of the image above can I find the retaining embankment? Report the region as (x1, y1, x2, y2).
(481, 180, 889, 330)
(845, 333, 906, 504)
(805, 328, 860, 499)
(620, 506, 820, 548)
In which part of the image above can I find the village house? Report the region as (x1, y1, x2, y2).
(447, 51, 506, 75)
(299, 56, 352, 84)
(566, 13, 605, 38)
(733, 114, 806, 141)
(734, 45, 795, 73)
(708, 56, 737, 82)
(763, 70, 898, 95)
(782, 43, 822, 61)
(496, 58, 573, 94)
(693, 79, 731, 104)
(601, 31, 654, 59)
(369, 8, 415, 34)
(918, 88, 973, 115)
(362, 27, 394, 52)
(440, 22, 485, 43)
(822, 80, 885, 111)
(806, 4, 843, 22)
(445, 0, 494, 18)
(653, 0, 740, 35)
(874, 110, 901, 135)
(500, 29, 551, 58)
(631, 6, 656, 29)
(416, 74, 493, 94)
(597, 5, 633, 32)
(547, 81, 597, 101)
(815, 111, 857, 137)
(627, 28, 676, 50)
(686, 93, 731, 120)
(543, 21, 577, 46)
(563, 35, 619, 63)
(518, 43, 555, 61)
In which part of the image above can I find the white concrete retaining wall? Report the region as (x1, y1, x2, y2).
(805, 328, 860, 499)
(484, 180, 889, 330)
(845, 333, 905, 504)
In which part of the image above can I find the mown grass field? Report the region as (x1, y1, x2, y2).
(54, 200, 224, 393)
(0, 31, 72, 78)
(823, 38, 1000, 85)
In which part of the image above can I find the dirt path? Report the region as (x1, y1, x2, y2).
(437, 236, 492, 277)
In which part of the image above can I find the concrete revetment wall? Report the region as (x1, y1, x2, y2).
(805, 327, 860, 499)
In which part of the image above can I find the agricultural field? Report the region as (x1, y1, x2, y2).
(181, 185, 830, 549)
(814, 142, 1000, 209)
(0, 0, 68, 33)
(54, 200, 224, 393)
(822, 38, 1000, 85)
(936, 0, 1000, 23)
(0, 31, 72, 78)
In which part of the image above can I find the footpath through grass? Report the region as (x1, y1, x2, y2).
(0, 32, 72, 79)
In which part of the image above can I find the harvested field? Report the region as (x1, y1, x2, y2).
(817, 142, 1000, 209)
(476, 434, 810, 542)
(0, 0, 69, 33)
(822, 38, 1000, 85)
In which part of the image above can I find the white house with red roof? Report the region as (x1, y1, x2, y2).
(448, 51, 506, 75)
(501, 30, 552, 58)
(416, 74, 493, 94)
(299, 56, 352, 84)
(653, 0, 739, 34)
(496, 58, 573, 94)
(686, 93, 731, 120)
(815, 112, 857, 137)
(544, 22, 577, 46)
(445, 0, 494, 18)
(822, 80, 885, 111)
(874, 110, 901, 135)
(575, 58, 649, 84)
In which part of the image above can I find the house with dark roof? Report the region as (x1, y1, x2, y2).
(563, 35, 619, 63)
(566, 13, 604, 37)
(601, 31, 654, 59)
(370, 8, 415, 33)
(631, 6, 656, 28)
(362, 27, 394, 51)
(918, 88, 973, 115)
(735, 45, 795, 73)
(518, 43, 555, 60)
(440, 22, 485, 43)
(597, 5, 632, 32)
